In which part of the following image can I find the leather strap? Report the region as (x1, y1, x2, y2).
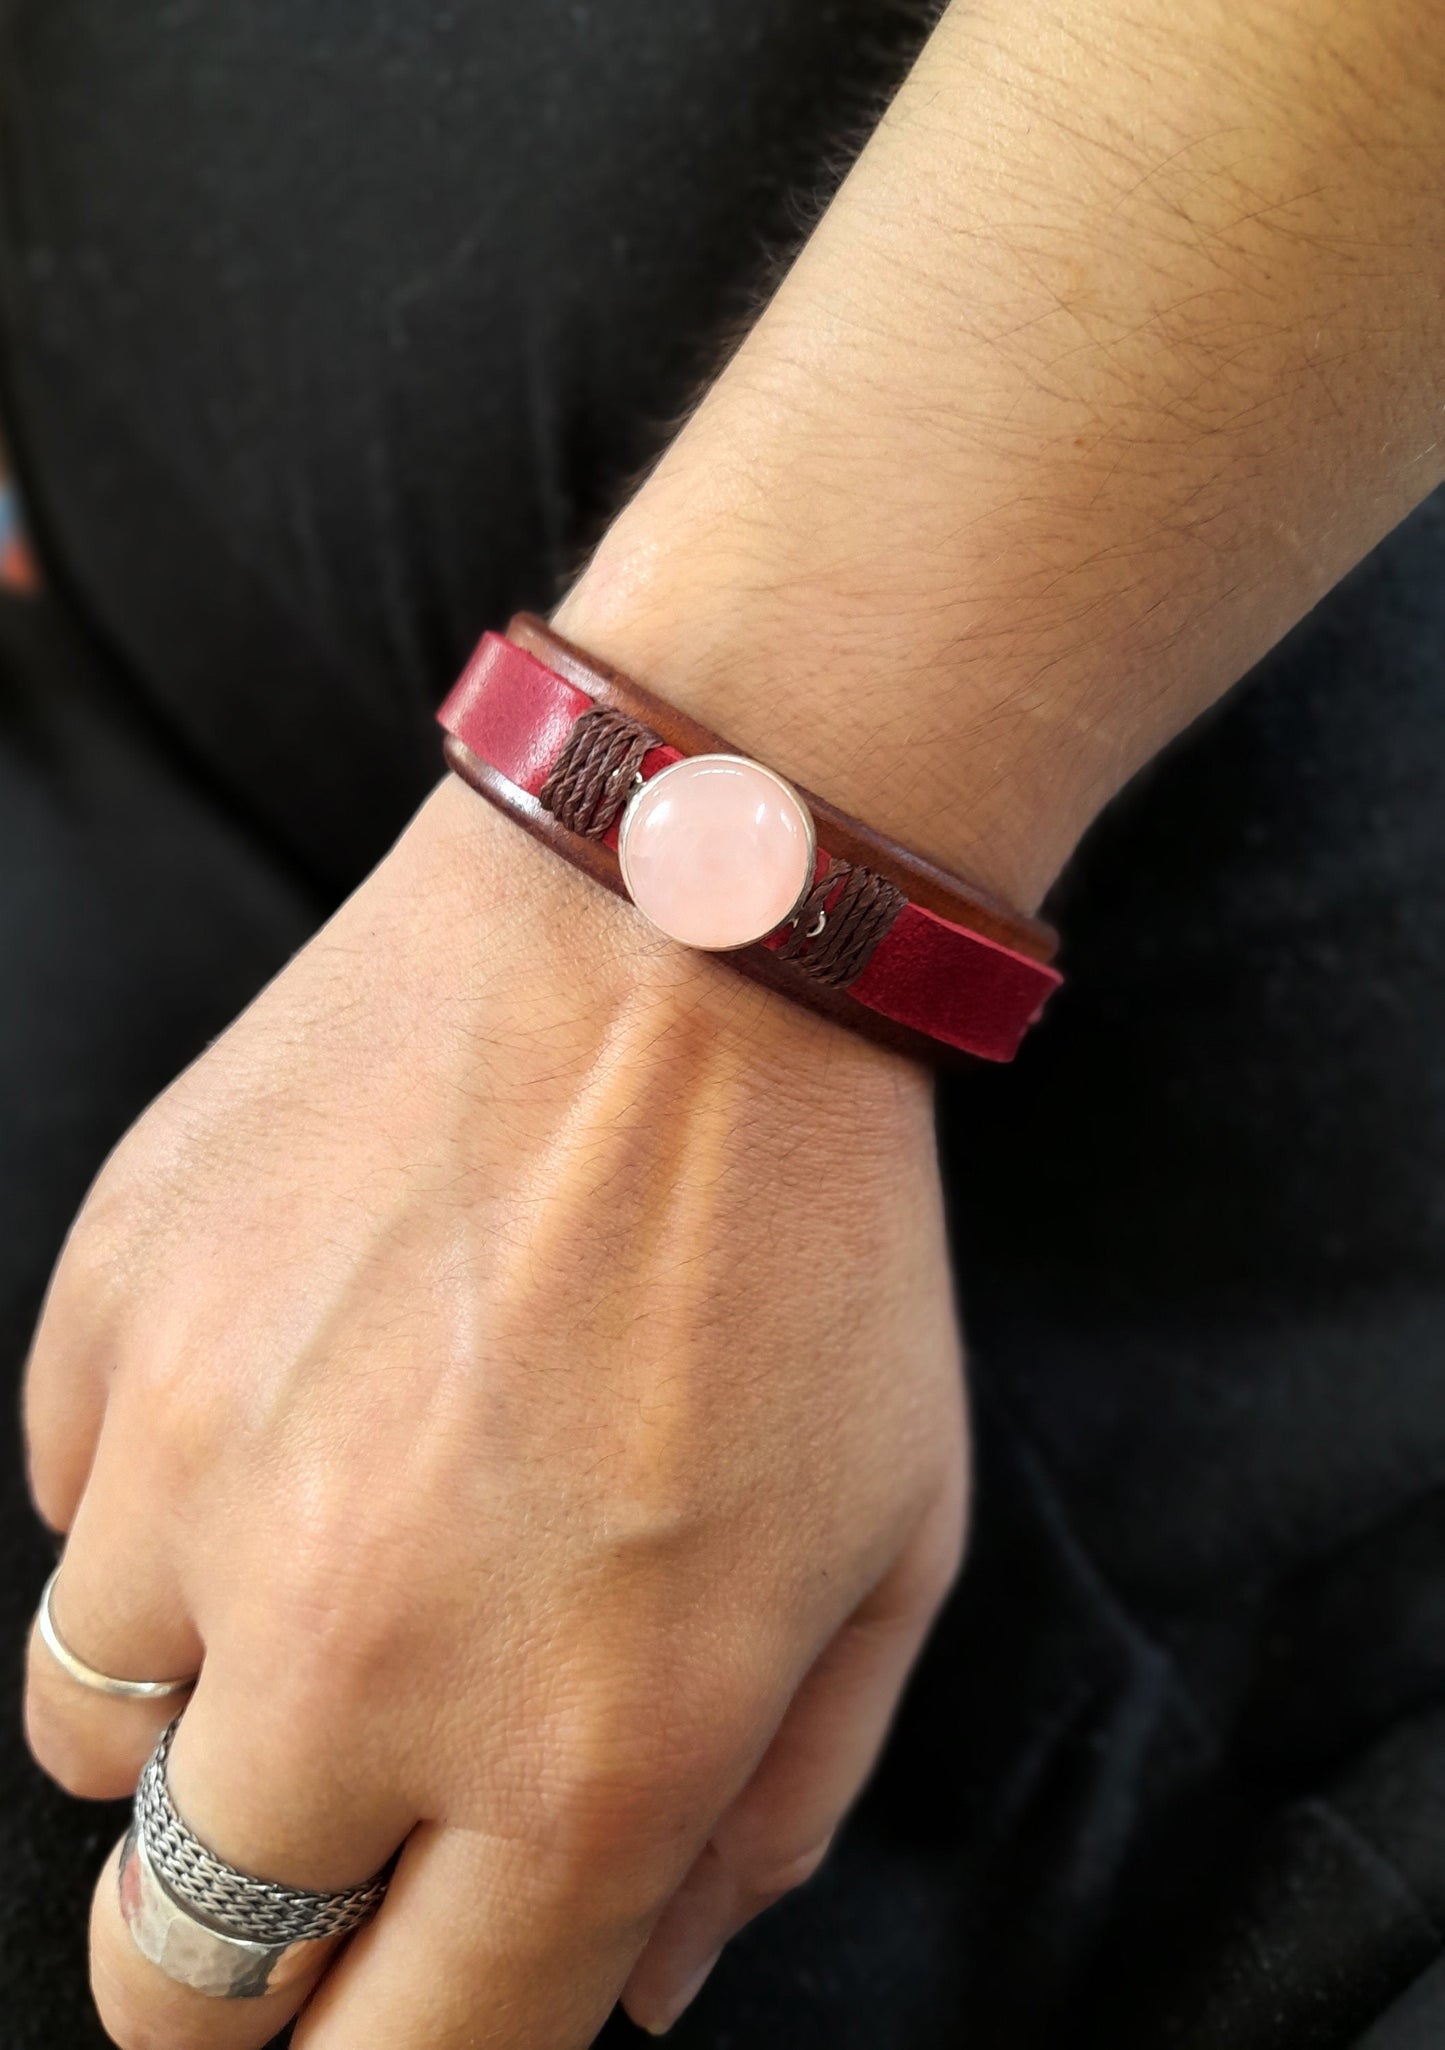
(438, 617, 1062, 1063)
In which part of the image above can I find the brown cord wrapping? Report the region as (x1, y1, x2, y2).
(541, 701, 901, 988)
(776, 860, 906, 987)
(543, 700, 907, 988)
(538, 704, 661, 837)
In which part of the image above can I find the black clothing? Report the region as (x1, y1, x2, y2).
(0, 5, 1442, 2046)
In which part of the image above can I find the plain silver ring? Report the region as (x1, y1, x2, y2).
(36, 1569, 197, 1701)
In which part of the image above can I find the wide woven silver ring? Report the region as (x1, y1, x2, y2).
(118, 1720, 391, 1997)
(36, 1570, 197, 1700)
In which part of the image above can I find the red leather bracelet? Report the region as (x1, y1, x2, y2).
(438, 617, 1062, 1064)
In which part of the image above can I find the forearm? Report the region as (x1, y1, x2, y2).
(557, 0, 1445, 912)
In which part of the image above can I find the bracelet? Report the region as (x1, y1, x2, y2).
(437, 615, 1062, 1063)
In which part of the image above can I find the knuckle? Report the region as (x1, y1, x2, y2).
(114, 1341, 251, 1499)
(528, 1666, 753, 1902)
(53, 1213, 126, 1313)
(243, 1547, 413, 1723)
(27, 1457, 77, 1539)
(921, 1488, 970, 1612)
(116, 1372, 222, 1505)
(732, 1835, 832, 1908)
(48, 1173, 147, 1333)
(25, 1696, 121, 1802)
(545, 1734, 699, 1863)
(915, 1539, 964, 1623)
(24, 1219, 126, 1419)
(528, 1656, 770, 1910)
(714, 1786, 837, 1906)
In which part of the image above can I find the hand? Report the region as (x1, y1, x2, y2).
(23, 772, 967, 2049)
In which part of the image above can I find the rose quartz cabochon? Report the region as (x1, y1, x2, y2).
(619, 755, 814, 949)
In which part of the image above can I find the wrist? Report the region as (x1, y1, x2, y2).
(549, 0, 1445, 921)
(394, 772, 933, 1108)
(552, 448, 1108, 919)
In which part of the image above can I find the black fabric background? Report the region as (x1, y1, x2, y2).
(0, 4, 1442, 2045)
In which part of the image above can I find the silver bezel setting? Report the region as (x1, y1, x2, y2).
(616, 753, 818, 952)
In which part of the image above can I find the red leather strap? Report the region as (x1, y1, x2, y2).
(439, 630, 1062, 1063)
(438, 637, 682, 800)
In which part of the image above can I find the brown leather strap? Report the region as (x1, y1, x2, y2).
(509, 614, 1058, 965)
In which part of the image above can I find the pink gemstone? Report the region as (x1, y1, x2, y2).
(618, 754, 815, 950)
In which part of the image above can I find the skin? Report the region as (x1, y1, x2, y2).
(20, 0, 1445, 2045)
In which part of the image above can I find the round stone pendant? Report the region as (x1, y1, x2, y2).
(617, 753, 817, 951)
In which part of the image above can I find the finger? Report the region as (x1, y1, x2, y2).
(25, 1448, 202, 1801)
(293, 1817, 679, 2050)
(623, 1505, 963, 2036)
(89, 1652, 414, 2050)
